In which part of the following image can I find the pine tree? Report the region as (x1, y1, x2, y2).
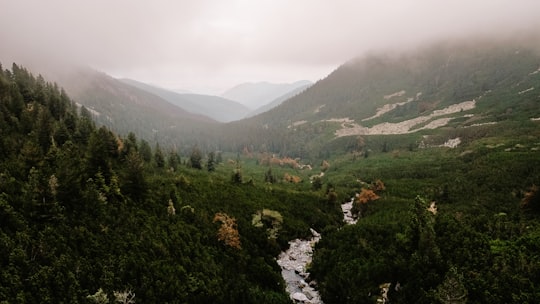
(264, 167, 276, 183)
(207, 151, 215, 172)
(167, 150, 180, 171)
(139, 139, 152, 163)
(122, 150, 146, 200)
(189, 146, 202, 169)
(154, 143, 165, 168)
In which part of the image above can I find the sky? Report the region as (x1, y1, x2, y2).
(1, 0, 539, 95)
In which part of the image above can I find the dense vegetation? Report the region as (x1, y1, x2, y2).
(2, 37, 540, 304)
(0, 63, 340, 303)
(311, 136, 540, 303)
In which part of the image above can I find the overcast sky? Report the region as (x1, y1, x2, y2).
(1, 0, 539, 94)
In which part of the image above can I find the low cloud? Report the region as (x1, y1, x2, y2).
(1, 0, 539, 93)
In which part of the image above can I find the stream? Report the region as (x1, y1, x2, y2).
(277, 198, 356, 303)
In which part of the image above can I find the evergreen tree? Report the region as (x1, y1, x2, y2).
(85, 127, 118, 179)
(232, 168, 243, 184)
(167, 150, 180, 171)
(76, 106, 95, 144)
(312, 176, 323, 190)
(215, 151, 223, 164)
(154, 143, 165, 168)
(207, 151, 215, 172)
(139, 139, 152, 163)
(264, 167, 276, 183)
(122, 132, 138, 156)
(80, 105, 92, 120)
(53, 121, 70, 146)
(35, 106, 53, 152)
(122, 150, 146, 200)
(189, 146, 202, 169)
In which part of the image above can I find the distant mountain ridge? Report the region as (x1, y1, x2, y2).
(247, 83, 311, 117)
(221, 80, 313, 110)
(54, 68, 217, 146)
(121, 79, 250, 122)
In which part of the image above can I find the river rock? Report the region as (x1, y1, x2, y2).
(280, 202, 356, 303)
(341, 197, 358, 224)
(292, 292, 309, 302)
(303, 286, 319, 300)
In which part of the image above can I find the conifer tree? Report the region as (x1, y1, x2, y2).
(139, 139, 152, 163)
(189, 146, 202, 169)
(207, 151, 215, 172)
(154, 143, 165, 168)
(167, 150, 180, 171)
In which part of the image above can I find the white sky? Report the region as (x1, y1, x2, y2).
(1, 0, 539, 94)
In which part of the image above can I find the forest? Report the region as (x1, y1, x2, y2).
(1, 58, 540, 304)
(311, 142, 540, 303)
(0, 63, 340, 303)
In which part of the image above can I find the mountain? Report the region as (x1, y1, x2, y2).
(225, 36, 540, 158)
(221, 80, 313, 110)
(247, 82, 311, 117)
(55, 68, 217, 147)
(3, 55, 540, 304)
(121, 79, 250, 122)
(0, 63, 339, 303)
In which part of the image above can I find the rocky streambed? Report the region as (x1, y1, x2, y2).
(277, 199, 357, 303)
(277, 228, 322, 303)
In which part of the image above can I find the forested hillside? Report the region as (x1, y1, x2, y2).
(0, 63, 340, 303)
(56, 68, 219, 151)
(310, 143, 540, 303)
(224, 38, 540, 159)
(39, 38, 540, 162)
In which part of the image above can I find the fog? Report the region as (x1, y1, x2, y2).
(1, 0, 539, 94)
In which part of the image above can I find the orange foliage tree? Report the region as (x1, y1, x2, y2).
(356, 188, 380, 204)
(213, 213, 242, 249)
(354, 188, 380, 218)
(372, 179, 386, 192)
(283, 172, 302, 183)
(321, 160, 330, 171)
(522, 184, 539, 212)
(260, 155, 299, 169)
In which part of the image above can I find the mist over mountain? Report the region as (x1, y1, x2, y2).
(121, 79, 250, 122)
(3, 1, 540, 303)
(2, 26, 540, 304)
(34, 35, 540, 157)
(7, 34, 538, 157)
(224, 35, 540, 158)
(247, 82, 312, 117)
(53, 67, 217, 146)
(221, 80, 313, 110)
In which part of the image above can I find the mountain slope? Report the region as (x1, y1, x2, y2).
(55, 68, 218, 146)
(225, 37, 540, 158)
(221, 80, 313, 110)
(121, 79, 250, 122)
(256, 41, 539, 127)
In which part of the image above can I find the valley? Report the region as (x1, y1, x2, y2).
(1, 35, 540, 303)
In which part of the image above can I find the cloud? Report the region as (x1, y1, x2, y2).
(1, 0, 539, 93)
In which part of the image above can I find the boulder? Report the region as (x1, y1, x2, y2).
(292, 292, 309, 302)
